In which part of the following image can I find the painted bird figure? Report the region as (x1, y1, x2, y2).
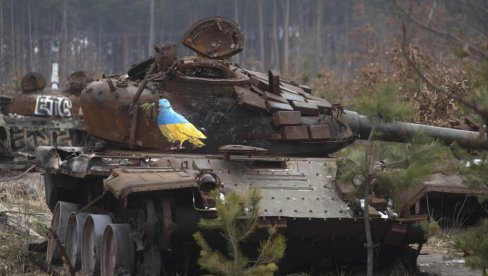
(157, 98, 206, 148)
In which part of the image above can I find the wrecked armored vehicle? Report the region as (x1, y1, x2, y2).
(36, 17, 487, 275)
(0, 71, 89, 156)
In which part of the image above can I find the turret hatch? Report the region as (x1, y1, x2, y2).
(182, 17, 245, 59)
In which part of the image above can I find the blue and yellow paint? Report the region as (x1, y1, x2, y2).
(157, 98, 206, 148)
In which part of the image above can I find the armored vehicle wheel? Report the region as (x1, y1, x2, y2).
(46, 201, 78, 264)
(100, 224, 135, 276)
(81, 214, 113, 276)
(141, 247, 162, 276)
(64, 212, 89, 271)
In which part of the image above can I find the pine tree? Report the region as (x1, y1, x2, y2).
(456, 219, 488, 275)
(451, 58, 488, 275)
(455, 152, 488, 275)
(193, 189, 286, 276)
(342, 82, 455, 275)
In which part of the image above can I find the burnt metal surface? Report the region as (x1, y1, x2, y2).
(80, 66, 358, 155)
(64, 71, 92, 95)
(5, 115, 85, 154)
(38, 146, 416, 222)
(37, 144, 425, 274)
(21, 72, 46, 93)
(182, 17, 245, 59)
(105, 168, 197, 198)
(81, 78, 159, 148)
(214, 156, 346, 219)
(7, 91, 80, 118)
(0, 72, 90, 155)
(400, 173, 488, 212)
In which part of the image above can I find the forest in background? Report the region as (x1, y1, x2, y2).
(0, 0, 486, 111)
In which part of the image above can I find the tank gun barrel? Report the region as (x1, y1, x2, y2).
(345, 110, 488, 149)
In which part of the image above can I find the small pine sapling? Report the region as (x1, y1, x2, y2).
(193, 189, 286, 276)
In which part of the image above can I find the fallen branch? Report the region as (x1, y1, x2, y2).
(0, 165, 36, 182)
(48, 228, 75, 276)
(0, 210, 45, 216)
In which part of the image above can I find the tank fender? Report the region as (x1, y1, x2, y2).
(104, 168, 198, 199)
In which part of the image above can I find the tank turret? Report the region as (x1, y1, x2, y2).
(79, 64, 486, 156)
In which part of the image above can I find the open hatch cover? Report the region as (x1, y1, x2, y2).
(182, 17, 245, 59)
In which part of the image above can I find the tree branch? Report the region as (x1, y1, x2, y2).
(0, 165, 35, 182)
(401, 23, 488, 142)
(400, 24, 481, 114)
(395, 1, 488, 60)
(252, 230, 274, 268)
(465, 0, 488, 33)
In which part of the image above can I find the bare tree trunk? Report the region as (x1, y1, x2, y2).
(258, 0, 265, 71)
(33, 2, 40, 71)
(47, 15, 55, 81)
(61, 0, 68, 84)
(233, 0, 242, 65)
(363, 178, 374, 276)
(97, 19, 102, 74)
(233, 0, 238, 23)
(363, 123, 376, 276)
(242, 4, 248, 67)
(343, 4, 349, 77)
(136, 26, 143, 61)
(272, 0, 279, 70)
(283, 0, 290, 74)
(123, 32, 130, 70)
(28, 0, 33, 71)
(315, 0, 323, 72)
(0, 0, 3, 82)
(18, 1, 24, 74)
(10, 0, 14, 79)
(427, 0, 438, 26)
(148, 0, 155, 55)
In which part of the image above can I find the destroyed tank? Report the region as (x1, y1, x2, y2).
(0, 71, 89, 157)
(35, 17, 487, 275)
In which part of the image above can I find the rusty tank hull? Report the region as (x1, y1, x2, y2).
(37, 146, 425, 273)
(0, 72, 89, 156)
(35, 17, 487, 275)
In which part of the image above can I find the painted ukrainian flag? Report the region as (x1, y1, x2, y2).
(157, 98, 206, 147)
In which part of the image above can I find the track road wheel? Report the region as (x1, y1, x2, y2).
(64, 212, 89, 271)
(100, 224, 135, 276)
(81, 214, 113, 275)
(141, 246, 162, 276)
(46, 201, 78, 264)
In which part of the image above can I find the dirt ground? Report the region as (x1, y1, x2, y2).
(417, 236, 483, 276)
(0, 172, 484, 276)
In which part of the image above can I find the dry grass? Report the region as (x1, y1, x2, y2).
(422, 231, 465, 260)
(0, 172, 51, 275)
